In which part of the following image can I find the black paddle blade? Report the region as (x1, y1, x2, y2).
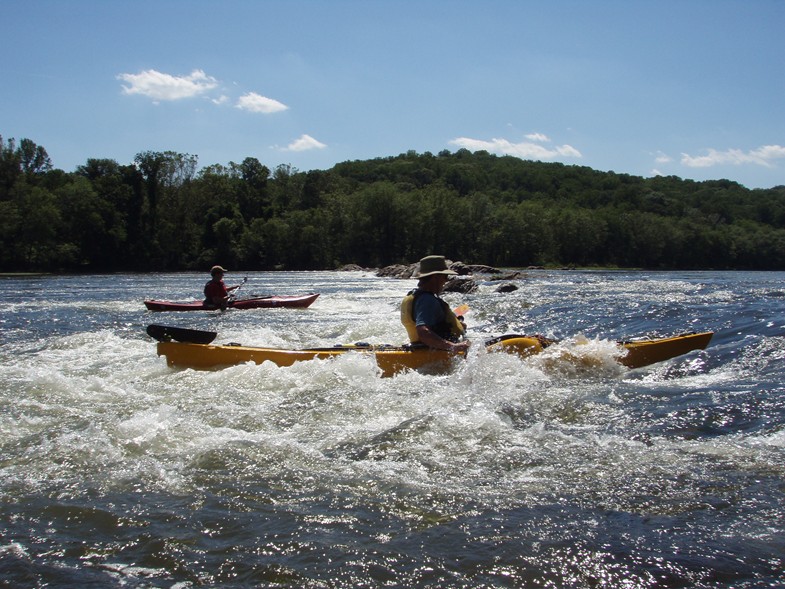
(147, 324, 217, 344)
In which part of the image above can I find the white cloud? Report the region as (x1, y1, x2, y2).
(236, 92, 288, 114)
(525, 132, 550, 143)
(117, 69, 218, 101)
(449, 136, 581, 160)
(681, 145, 785, 168)
(116, 70, 290, 116)
(654, 151, 672, 164)
(283, 134, 327, 152)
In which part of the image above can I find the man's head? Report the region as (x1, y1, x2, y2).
(416, 256, 456, 279)
(416, 256, 456, 292)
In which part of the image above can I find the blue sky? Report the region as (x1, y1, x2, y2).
(3, 0, 783, 189)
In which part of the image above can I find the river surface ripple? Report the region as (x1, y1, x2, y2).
(0, 270, 783, 588)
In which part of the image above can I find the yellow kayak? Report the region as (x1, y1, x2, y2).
(148, 325, 713, 377)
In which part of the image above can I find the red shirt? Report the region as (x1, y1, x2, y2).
(204, 279, 228, 303)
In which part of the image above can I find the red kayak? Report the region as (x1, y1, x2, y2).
(144, 293, 319, 312)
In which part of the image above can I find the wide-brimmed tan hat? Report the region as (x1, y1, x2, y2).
(210, 265, 228, 276)
(416, 255, 457, 278)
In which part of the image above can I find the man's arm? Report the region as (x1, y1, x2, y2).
(415, 325, 470, 352)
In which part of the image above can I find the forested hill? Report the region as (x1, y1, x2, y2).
(2, 136, 785, 272)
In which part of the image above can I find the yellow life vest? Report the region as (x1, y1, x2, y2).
(400, 289, 465, 343)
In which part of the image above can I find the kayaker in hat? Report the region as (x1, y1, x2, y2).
(400, 255, 470, 353)
(204, 265, 242, 309)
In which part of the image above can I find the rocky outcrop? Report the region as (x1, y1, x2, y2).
(338, 264, 367, 271)
(376, 263, 418, 279)
(445, 277, 478, 293)
(452, 262, 502, 275)
(377, 260, 504, 279)
(375, 260, 527, 296)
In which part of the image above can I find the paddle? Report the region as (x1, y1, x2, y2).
(228, 276, 248, 302)
(449, 304, 553, 347)
(147, 324, 217, 344)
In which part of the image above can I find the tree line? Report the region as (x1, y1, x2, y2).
(2, 135, 785, 273)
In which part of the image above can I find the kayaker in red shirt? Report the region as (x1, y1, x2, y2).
(203, 265, 241, 309)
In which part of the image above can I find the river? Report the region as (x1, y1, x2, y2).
(1, 269, 783, 588)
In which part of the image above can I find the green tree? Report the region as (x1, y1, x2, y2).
(18, 138, 52, 176)
(15, 184, 63, 269)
